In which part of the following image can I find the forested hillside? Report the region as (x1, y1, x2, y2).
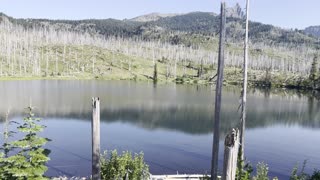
(0, 4, 319, 89)
(2, 7, 318, 47)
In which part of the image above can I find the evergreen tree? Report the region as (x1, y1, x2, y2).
(309, 54, 319, 88)
(0, 106, 50, 180)
(309, 54, 318, 81)
(153, 63, 158, 84)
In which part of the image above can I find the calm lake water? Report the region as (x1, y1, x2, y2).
(0, 80, 319, 179)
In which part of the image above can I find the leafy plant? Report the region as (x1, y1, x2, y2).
(100, 150, 149, 180)
(0, 109, 14, 158)
(236, 152, 253, 180)
(253, 162, 269, 180)
(290, 160, 309, 180)
(289, 160, 320, 180)
(0, 106, 50, 180)
(236, 160, 253, 180)
(310, 170, 320, 180)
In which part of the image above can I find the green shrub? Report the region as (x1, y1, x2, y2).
(236, 149, 253, 180)
(100, 150, 149, 180)
(0, 106, 50, 180)
(236, 158, 253, 180)
(253, 162, 269, 180)
(290, 161, 310, 180)
(310, 170, 320, 180)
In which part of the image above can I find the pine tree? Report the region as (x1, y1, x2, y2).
(153, 63, 158, 84)
(309, 54, 319, 88)
(309, 54, 318, 81)
(0, 106, 50, 179)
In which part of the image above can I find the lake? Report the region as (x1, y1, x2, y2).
(0, 80, 319, 179)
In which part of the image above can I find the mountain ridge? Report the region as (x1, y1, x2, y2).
(0, 10, 319, 47)
(305, 25, 320, 38)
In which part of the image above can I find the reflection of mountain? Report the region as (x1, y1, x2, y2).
(0, 80, 319, 135)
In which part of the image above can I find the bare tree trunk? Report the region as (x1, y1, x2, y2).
(240, 0, 250, 161)
(55, 50, 58, 75)
(19, 45, 22, 75)
(166, 62, 170, 80)
(174, 55, 177, 79)
(92, 55, 95, 74)
(0, 57, 3, 76)
(183, 58, 186, 77)
(211, 3, 226, 180)
(112, 52, 115, 66)
(46, 49, 49, 76)
(63, 44, 66, 63)
(153, 49, 155, 65)
(23, 50, 27, 74)
(12, 42, 16, 75)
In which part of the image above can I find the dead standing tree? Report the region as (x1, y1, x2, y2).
(240, 0, 250, 161)
(211, 2, 226, 180)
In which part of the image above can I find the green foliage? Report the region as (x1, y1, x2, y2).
(236, 148, 253, 180)
(290, 162, 320, 180)
(236, 157, 253, 180)
(310, 170, 320, 180)
(253, 162, 269, 180)
(1, 110, 13, 158)
(100, 150, 149, 180)
(0, 106, 50, 180)
(290, 161, 311, 180)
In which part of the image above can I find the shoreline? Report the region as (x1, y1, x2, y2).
(0, 74, 319, 91)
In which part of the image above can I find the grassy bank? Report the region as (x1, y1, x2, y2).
(0, 64, 316, 91)
(0, 44, 318, 90)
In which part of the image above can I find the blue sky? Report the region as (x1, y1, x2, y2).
(1, 0, 319, 29)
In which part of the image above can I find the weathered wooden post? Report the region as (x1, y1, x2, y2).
(92, 97, 101, 180)
(211, 2, 226, 180)
(222, 129, 240, 180)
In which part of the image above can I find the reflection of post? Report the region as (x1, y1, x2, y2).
(211, 2, 226, 180)
(92, 97, 101, 180)
(222, 129, 240, 180)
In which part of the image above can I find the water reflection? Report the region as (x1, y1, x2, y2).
(0, 80, 319, 178)
(0, 80, 319, 134)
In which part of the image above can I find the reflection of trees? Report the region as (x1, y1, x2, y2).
(0, 81, 319, 135)
(3, 104, 319, 136)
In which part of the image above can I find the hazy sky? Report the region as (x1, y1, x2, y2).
(1, 0, 319, 29)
